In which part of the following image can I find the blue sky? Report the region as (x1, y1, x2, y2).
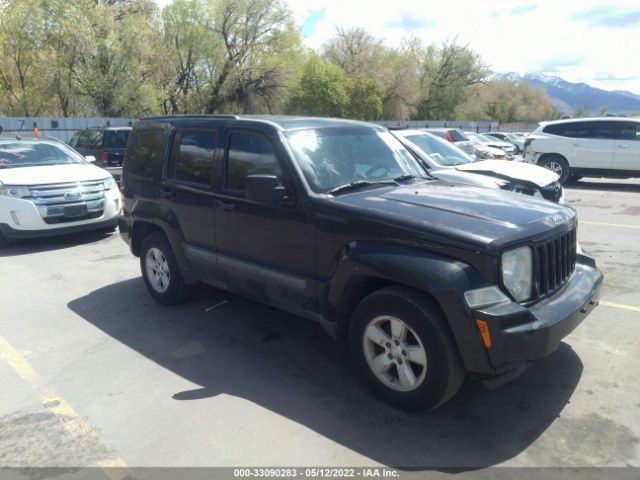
(155, 0, 640, 94)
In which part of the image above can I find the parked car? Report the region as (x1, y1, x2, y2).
(466, 132, 517, 158)
(0, 135, 121, 246)
(392, 130, 564, 203)
(69, 126, 132, 167)
(523, 117, 640, 184)
(485, 132, 524, 154)
(424, 128, 475, 156)
(119, 115, 602, 411)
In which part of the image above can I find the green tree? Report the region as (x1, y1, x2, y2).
(596, 105, 608, 116)
(0, 0, 50, 115)
(415, 39, 489, 119)
(205, 0, 301, 114)
(346, 75, 382, 120)
(286, 54, 349, 117)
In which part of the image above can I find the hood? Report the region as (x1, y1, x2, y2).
(456, 160, 559, 187)
(0, 163, 111, 186)
(330, 180, 575, 253)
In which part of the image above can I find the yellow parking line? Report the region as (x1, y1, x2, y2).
(581, 221, 640, 229)
(0, 335, 130, 478)
(600, 300, 640, 313)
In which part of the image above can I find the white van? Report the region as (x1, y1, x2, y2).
(523, 117, 640, 183)
(0, 135, 121, 246)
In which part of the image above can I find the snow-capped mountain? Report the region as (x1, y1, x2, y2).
(492, 72, 640, 115)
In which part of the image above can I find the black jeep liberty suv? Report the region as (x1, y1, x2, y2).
(119, 115, 603, 410)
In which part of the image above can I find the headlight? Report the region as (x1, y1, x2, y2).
(0, 185, 30, 198)
(103, 177, 117, 190)
(501, 246, 533, 302)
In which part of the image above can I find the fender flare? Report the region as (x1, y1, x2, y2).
(326, 241, 493, 374)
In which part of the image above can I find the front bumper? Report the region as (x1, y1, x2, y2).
(472, 255, 603, 376)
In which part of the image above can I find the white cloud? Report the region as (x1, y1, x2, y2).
(154, 0, 640, 93)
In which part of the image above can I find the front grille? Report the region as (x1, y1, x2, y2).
(27, 180, 106, 223)
(533, 228, 577, 300)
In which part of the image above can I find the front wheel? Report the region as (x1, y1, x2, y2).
(538, 155, 570, 184)
(140, 232, 189, 305)
(349, 286, 465, 411)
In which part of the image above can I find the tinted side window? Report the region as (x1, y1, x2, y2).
(125, 128, 165, 181)
(587, 121, 621, 140)
(167, 130, 216, 186)
(87, 130, 104, 149)
(104, 130, 130, 149)
(543, 123, 572, 136)
(619, 122, 640, 141)
(69, 130, 90, 148)
(226, 133, 282, 193)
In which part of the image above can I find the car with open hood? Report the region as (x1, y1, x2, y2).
(119, 115, 602, 411)
(393, 129, 564, 204)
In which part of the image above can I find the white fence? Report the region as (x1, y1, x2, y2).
(0, 117, 135, 143)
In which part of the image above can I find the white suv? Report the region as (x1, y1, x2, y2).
(0, 135, 121, 246)
(523, 117, 640, 184)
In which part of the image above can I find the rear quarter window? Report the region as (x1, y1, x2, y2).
(124, 128, 165, 181)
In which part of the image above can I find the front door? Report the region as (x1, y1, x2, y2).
(214, 129, 317, 313)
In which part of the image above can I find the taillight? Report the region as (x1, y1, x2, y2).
(100, 151, 109, 164)
(445, 131, 454, 142)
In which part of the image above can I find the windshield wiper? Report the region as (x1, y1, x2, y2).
(327, 179, 398, 195)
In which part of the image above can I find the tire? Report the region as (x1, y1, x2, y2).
(140, 232, 189, 305)
(567, 174, 582, 183)
(349, 286, 465, 411)
(0, 230, 10, 248)
(538, 154, 570, 184)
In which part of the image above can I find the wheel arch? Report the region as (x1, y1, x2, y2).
(326, 242, 494, 374)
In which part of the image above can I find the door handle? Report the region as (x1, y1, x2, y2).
(617, 144, 629, 149)
(217, 200, 236, 211)
(158, 188, 175, 199)
(573, 143, 584, 147)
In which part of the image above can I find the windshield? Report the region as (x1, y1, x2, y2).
(285, 127, 425, 194)
(476, 134, 497, 143)
(0, 141, 85, 168)
(405, 133, 474, 166)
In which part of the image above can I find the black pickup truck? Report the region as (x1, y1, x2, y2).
(118, 115, 603, 410)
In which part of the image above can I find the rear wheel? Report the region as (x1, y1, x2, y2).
(140, 232, 189, 305)
(538, 155, 570, 184)
(349, 286, 465, 411)
(0, 230, 10, 248)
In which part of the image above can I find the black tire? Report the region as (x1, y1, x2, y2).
(349, 286, 465, 411)
(139, 232, 189, 305)
(538, 154, 571, 184)
(0, 230, 10, 248)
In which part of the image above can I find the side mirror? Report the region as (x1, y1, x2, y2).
(246, 174, 286, 204)
(85, 155, 97, 164)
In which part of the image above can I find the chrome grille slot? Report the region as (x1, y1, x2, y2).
(27, 180, 106, 223)
(534, 227, 577, 300)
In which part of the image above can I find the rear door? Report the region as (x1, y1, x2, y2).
(161, 128, 219, 282)
(613, 121, 640, 172)
(566, 121, 615, 169)
(214, 128, 317, 313)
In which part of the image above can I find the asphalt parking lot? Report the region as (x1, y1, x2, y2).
(1, 178, 639, 473)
